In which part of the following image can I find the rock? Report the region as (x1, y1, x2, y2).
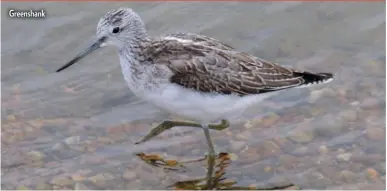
(16, 185, 29, 190)
(292, 146, 308, 156)
(366, 168, 379, 181)
(278, 154, 298, 168)
(122, 170, 136, 180)
(236, 130, 253, 140)
(264, 166, 272, 173)
(35, 182, 52, 190)
(289, 130, 314, 143)
(50, 176, 73, 187)
(71, 174, 86, 182)
(261, 113, 280, 127)
(366, 127, 385, 141)
(27, 150, 45, 161)
(230, 140, 246, 151)
(244, 119, 261, 129)
(339, 170, 357, 182)
(97, 137, 114, 144)
(52, 143, 66, 150)
(64, 136, 81, 145)
(315, 118, 344, 137)
(318, 145, 329, 154)
(308, 89, 324, 103)
(261, 141, 280, 158)
(229, 153, 238, 161)
(338, 110, 357, 121)
(89, 173, 114, 187)
(74, 182, 89, 190)
(338, 148, 346, 153)
(336, 153, 352, 162)
(273, 136, 292, 147)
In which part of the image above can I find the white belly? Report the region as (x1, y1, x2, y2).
(141, 83, 277, 123)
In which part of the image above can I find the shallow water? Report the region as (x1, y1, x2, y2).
(1, 2, 385, 190)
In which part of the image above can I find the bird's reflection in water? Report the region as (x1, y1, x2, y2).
(136, 152, 300, 190)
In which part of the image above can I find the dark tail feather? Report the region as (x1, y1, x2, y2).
(296, 72, 334, 85)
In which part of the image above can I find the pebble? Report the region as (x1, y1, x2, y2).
(35, 182, 52, 190)
(366, 168, 379, 181)
(27, 150, 45, 161)
(338, 109, 357, 121)
(71, 174, 86, 182)
(64, 136, 81, 145)
(366, 127, 385, 141)
(261, 140, 280, 158)
(264, 166, 272, 173)
(16, 185, 29, 190)
(336, 153, 352, 162)
(339, 170, 357, 182)
(308, 89, 324, 103)
(261, 113, 280, 127)
(50, 175, 73, 187)
(229, 153, 238, 161)
(273, 136, 292, 147)
(278, 154, 298, 168)
(122, 170, 136, 180)
(74, 182, 89, 190)
(289, 130, 314, 143)
(292, 146, 308, 156)
(230, 140, 246, 151)
(89, 173, 114, 187)
(52, 142, 66, 150)
(97, 136, 114, 144)
(315, 118, 344, 136)
(318, 145, 329, 154)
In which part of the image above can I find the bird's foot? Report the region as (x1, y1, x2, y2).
(135, 119, 230, 144)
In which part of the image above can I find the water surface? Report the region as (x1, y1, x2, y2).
(2, 2, 385, 190)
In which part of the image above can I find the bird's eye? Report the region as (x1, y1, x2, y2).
(112, 27, 120, 34)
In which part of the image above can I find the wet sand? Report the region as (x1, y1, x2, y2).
(1, 2, 385, 190)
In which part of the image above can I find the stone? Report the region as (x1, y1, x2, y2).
(89, 173, 114, 187)
(278, 154, 298, 169)
(74, 182, 89, 190)
(366, 168, 379, 181)
(289, 130, 314, 143)
(230, 140, 246, 151)
(64, 136, 81, 145)
(318, 145, 329, 154)
(35, 182, 52, 190)
(52, 143, 66, 150)
(50, 176, 73, 187)
(71, 174, 86, 182)
(292, 146, 308, 156)
(366, 127, 385, 141)
(338, 110, 357, 121)
(122, 170, 136, 180)
(27, 150, 45, 161)
(336, 153, 352, 162)
(261, 141, 280, 158)
(339, 170, 357, 182)
(16, 185, 29, 190)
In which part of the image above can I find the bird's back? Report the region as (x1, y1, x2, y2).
(141, 32, 334, 97)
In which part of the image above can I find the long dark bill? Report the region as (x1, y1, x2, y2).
(56, 37, 106, 72)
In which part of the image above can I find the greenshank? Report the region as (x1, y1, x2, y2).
(56, 7, 333, 162)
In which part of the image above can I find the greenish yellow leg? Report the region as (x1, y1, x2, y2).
(204, 152, 216, 189)
(135, 120, 229, 144)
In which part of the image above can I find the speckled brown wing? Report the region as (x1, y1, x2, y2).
(143, 38, 333, 96)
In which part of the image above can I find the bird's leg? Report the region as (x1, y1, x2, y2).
(202, 123, 216, 189)
(135, 119, 229, 144)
